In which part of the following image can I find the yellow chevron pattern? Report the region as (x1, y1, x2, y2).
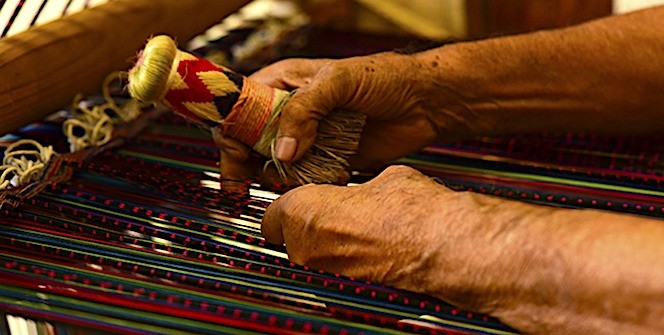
(197, 71, 240, 97)
(182, 101, 222, 123)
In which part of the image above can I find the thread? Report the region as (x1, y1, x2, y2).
(0, 71, 143, 191)
(0, 139, 55, 190)
(223, 76, 279, 148)
(127, 35, 365, 184)
(64, 71, 144, 152)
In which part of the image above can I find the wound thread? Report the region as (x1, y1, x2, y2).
(224, 77, 275, 149)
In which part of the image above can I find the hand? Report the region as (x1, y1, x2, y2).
(261, 165, 540, 313)
(212, 128, 290, 191)
(213, 59, 330, 188)
(216, 53, 448, 186)
(251, 54, 439, 170)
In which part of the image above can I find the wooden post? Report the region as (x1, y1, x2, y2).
(0, 0, 251, 135)
(466, 0, 613, 39)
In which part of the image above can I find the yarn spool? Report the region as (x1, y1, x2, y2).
(128, 35, 365, 184)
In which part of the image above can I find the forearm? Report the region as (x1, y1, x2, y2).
(424, 191, 664, 334)
(501, 208, 664, 334)
(414, 6, 664, 140)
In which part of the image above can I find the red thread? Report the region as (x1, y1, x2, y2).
(164, 58, 221, 122)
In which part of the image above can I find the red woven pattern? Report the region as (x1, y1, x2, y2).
(164, 58, 221, 123)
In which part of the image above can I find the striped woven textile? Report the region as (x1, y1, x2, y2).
(0, 108, 514, 335)
(3, 90, 664, 334)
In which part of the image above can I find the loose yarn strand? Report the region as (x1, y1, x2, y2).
(64, 71, 143, 152)
(0, 140, 55, 190)
(2, 73, 145, 192)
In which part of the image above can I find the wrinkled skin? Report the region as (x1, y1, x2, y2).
(216, 53, 447, 184)
(261, 164, 664, 335)
(262, 166, 451, 290)
(260, 165, 535, 312)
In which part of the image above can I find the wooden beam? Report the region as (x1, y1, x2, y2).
(0, 0, 250, 135)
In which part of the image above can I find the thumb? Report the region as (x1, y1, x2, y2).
(275, 67, 349, 163)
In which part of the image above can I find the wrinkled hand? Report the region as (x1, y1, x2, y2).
(216, 53, 442, 186)
(261, 165, 537, 312)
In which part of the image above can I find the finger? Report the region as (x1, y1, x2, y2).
(249, 66, 294, 90)
(250, 59, 329, 90)
(213, 129, 254, 191)
(213, 129, 309, 190)
(262, 184, 329, 245)
(273, 93, 321, 163)
(255, 164, 295, 191)
(364, 165, 427, 186)
(274, 68, 350, 163)
(261, 195, 289, 244)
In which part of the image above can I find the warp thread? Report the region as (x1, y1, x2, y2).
(128, 35, 365, 184)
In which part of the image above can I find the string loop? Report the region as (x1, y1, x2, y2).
(64, 71, 144, 152)
(0, 139, 55, 190)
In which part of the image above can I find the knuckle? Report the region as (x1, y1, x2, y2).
(364, 165, 426, 188)
(278, 184, 333, 212)
(274, 185, 313, 209)
(288, 250, 307, 266)
(280, 106, 321, 138)
(277, 58, 304, 68)
(220, 143, 249, 161)
(282, 94, 309, 117)
(319, 62, 350, 83)
(381, 165, 419, 178)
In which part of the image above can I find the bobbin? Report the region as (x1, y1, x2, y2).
(128, 35, 365, 185)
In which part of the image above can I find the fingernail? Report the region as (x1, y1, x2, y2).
(275, 136, 297, 161)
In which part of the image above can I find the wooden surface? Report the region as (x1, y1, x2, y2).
(0, 0, 250, 135)
(466, 0, 613, 39)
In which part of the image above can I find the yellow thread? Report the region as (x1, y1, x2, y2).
(198, 71, 240, 97)
(0, 140, 55, 190)
(103, 71, 143, 122)
(63, 94, 114, 152)
(128, 35, 178, 103)
(181, 101, 222, 123)
(64, 72, 143, 152)
(1, 72, 143, 191)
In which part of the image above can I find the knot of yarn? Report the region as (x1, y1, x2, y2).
(0, 140, 56, 190)
(64, 72, 143, 152)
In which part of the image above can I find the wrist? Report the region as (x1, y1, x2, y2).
(412, 44, 505, 142)
(422, 192, 565, 314)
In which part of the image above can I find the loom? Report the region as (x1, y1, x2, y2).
(2, 1, 664, 334)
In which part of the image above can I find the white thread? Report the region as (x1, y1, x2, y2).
(63, 94, 115, 152)
(0, 139, 55, 190)
(64, 72, 144, 152)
